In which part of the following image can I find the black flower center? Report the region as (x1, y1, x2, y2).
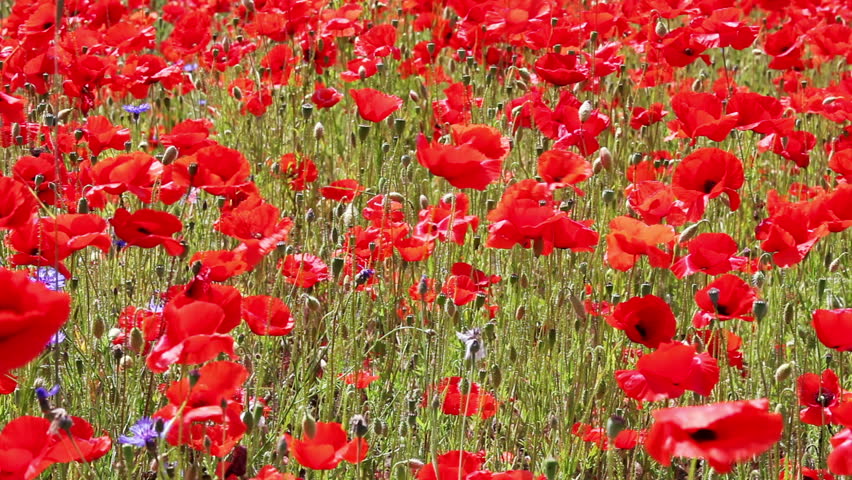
(690, 428, 717, 442)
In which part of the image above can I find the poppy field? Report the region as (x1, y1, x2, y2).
(1, 0, 851, 478)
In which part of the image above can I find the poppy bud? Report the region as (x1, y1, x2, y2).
(578, 101, 593, 122)
(655, 20, 668, 37)
(752, 271, 765, 288)
(774, 362, 794, 383)
(92, 315, 105, 339)
(640, 283, 652, 296)
(188, 162, 199, 178)
(445, 301, 456, 317)
(753, 300, 768, 321)
(828, 254, 844, 272)
(515, 305, 526, 320)
(350, 414, 369, 437)
(232, 86, 242, 100)
(304, 295, 321, 311)
(490, 364, 502, 388)
(708, 288, 721, 311)
(129, 327, 145, 354)
(598, 147, 612, 171)
(543, 457, 558, 480)
(817, 278, 827, 300)
(302, 410, 317, 439)
(313, 122, 324, 141)
(783, 302, 794, 324)
(592, 158, 603, 174)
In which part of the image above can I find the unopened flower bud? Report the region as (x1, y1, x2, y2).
(578, 101, 593, 122)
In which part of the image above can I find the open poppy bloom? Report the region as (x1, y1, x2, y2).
(415, 193, 479, 245)
(616, 341, 719, 403)
(606, 295, 676, 349)
(153, 361, 248, 458)
(0, 175, 37, 230)
(416, 450, 485, 480)
(667, 93, 739, 144)
(284, 421, 368, 470)
(536, 149, 593, 192)
(533, 52, 588, 86)
(645, 399, 783, 473)
(692, 274, 757, 328)
(0, 267, 70, 375)
(350, 88, 402, 122)
(241, 295, 295, 336)
(829, 428, 852, 475)
(671, 148, 744, 221)
(671, 233, 747, 278)
(416, 124, 509, 191)
(425, 376, 499, 419)
(0, 415, 112, 479)
(605, 216, 676, 271)
(797, 369, 852, 426)
(279, 253, 330, 288)
(812, 308, 852, 352)
(111, 208, 185, 256)
(756, 205, 829, 268)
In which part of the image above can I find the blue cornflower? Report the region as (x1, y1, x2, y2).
(36, 384, 60, 400)
(31, 266, 65, 291)
(119, 417, 162, 450)
(46, 330, 66, 347)
(354, 268, 375, 286)
(183, 63, 198, 72)
(122, 103, 151, 116)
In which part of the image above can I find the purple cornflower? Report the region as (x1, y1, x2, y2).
(354, 268, 375, 286)
(122, 103, 151, 116)
(119, 417, 162, 450)
(31, 266, 65, 291)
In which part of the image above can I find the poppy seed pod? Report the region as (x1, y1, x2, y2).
(754, 300, 768, 321)
(543, 457, 558, 480)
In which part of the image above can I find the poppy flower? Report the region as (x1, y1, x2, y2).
(312, 84, 343, 109)
(241, 295, 295, 336)
(756, 206, 828, 267)
(0, 92, 26, 124)
(350, 88, 402, 122)
(110, 208, 185, 256)
(83, 115, 131, 157)
(417, 450, 485, 480)
(0, 373, 16, 395)
(145, 299, 237, 372)
(625, 181, 688, 226)
(616, 342, 720, 402)
(697, 329, 747, 375)
(86, 151, 163, 205)
(533, 53, 588, 86)
(671, 233, 747, 278)
(630, 103, 668, 130)
(536, 149, 593, 190)
(812, 308, 852, 352)
(340, 368, 380, 389)
(167, 144, 252, 198)
(0, 415, 112, 479)
(284, 422, 368, 470)
(0, 175, 37, 230)
(797, 369, 852, 426)
(320, 179, 364, 203)
(415, 193, 479, 245)
(279, 253, 330, 288)
(426, 376, 499, 419)
(829, 428, 852, 475)
(605, 295, 676, 349)
(0, 267, 70, 374)
(415, 126, 508, 191)
(692, 274, 757, 328)
(645, 399, 783, 473)
(672, 148, 744, 221)
(605, 216, 676, 271)
(153, 361, 248, 457)
(160, 118, 217, 155)
(277, 153, 318, 191)
(658, 28, 711, 67)
(667, 93, 739, 144)
(249, 466, 298, 480)
(726, 92, 794, 135)
(758, 131, 817, 168)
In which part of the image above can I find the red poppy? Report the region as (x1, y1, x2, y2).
(630, 103, 668, 130)
(645, 399, 783, 473)
(726, 92, 794, 135)
(0, 373, 16, 395)
(797, 369, 852, 426)
(625, 181, 688, 226)
(284, 422, 368, 470)
(0, 267, 70, 374)
(756, 205, 828, 267)
(111, 207, 185, 256)
(395, 236, 435, 262)
(0, 415, 112, 479)
(277, 153, 318, 191)
(241, 295, 295, 336)
(671, 233, 747, 278)
(0, 176, 37, 230)
(426, 376, 499, 419)
(312, 84, 344, 109)
(415, 193, 479, 245)
(605, 295, 676, 349)
(189, 250, 255, 282)
(160, 118, 217, 155)
(86, 151, 163, 205)
(605, 216, 676, 271)
(168, 144, 252, 198)
(350, 88, 402, 122)
(692, 274, 756, 328)
(249, 466, 297, 480)
(320, 179, 364, 203)
(829, 429, 852, 475)
(758, 131, 817, 168)
(537, 149, 593, 190)
(812, 308, 852, 352)
(616, 341, 719, 403)
(416, 125, 509, 191)
(667, 93, 739, 143)
(697, 329, 747, 375)
(83, 115, 131, 157)
(279, 253, 330, 288)
(533, 53, 588, 86)
(0, 92, 26, 124)
(672, 148, 744, 221)
(216, 195, 294, 243)
(417, 451, 485, 480)
(486, 180, 598, 256)
(658, 28, 711, 67)
(13, 153, 68, 207)
(145, 299, 237, 372)
(154, 361, 248, 457)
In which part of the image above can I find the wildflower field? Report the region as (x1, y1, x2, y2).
(1, 0, 851, 478)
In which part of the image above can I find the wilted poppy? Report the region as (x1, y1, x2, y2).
(645, 399, 783, 473)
